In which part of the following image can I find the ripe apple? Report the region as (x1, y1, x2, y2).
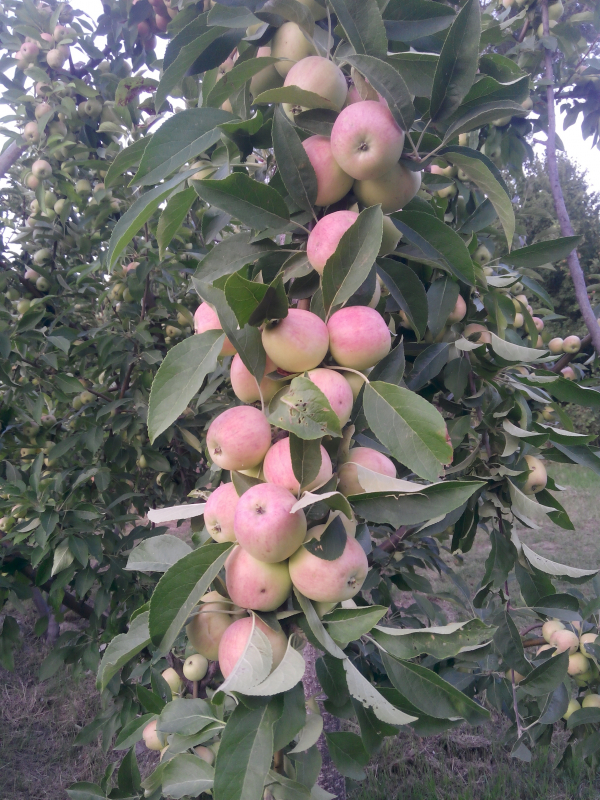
(306, 367, 354, 425)
(206, 406, 271, 471)
(230, 353, 280, 404)
(338, 446, 396, 496)
(532, 316, 544, 332)
(289, 533, 368, 602)
(580, 633, 598, 655)
(353, 160, 422, 214)
(250, 46, 283, 97)
(549, 628, 579, 654)
(463, 323, 491, 344)
(218, 616, 288, 677)
(447, 294, 467, 324)
(31, 159, 52, 179)
(563, 698, 580, 720)
(263, 436, 333, 494)
(307, 210, 358, 274)
(233, 482, 307, 562)
(262, 308, 329, 372)
(302, 135, 354, 207)
(183, 653, 209, 681)
(327, 306, 391, 370)
(143, 720, 163, 751)
(522, 454, 547, 494)
(271, 21, 317, 77)
(548, 337, 564, 354)
(563, 335, 581, 354)
(330, 101, 405, 181)
(283, 57, 347, 120)
(568, 652, 590, 676)
(186, 591, 237, 660)
(194, 302, 236, 356)
(205, 482, 239, 543)
(561, 366, 576, 381)
(582, 694, 600, 708)
(162, 667, 182, 695)
(225, 546, 292, 611)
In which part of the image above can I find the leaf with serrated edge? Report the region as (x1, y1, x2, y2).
(294, 589, 346, 658)
(158, 187, 196, 259)
(489, 333, 546, 362)
(324, 606, 387, 644)
(371, 619, 494, 660)
(126, 535, 193, 572)
(268, 377, 342, 440)
(217, 617, 274, 696)
(96, 612, 151, 691)
(343, 658, 416, 725)
(244, 638, 306, 696)
(508, 483, 556, 528)
(346, 54, 415, 132)
(161, 753, 214, 800)
(193, 173, 290, 231)
(157, 698, 221, 736)
(273, 106, 318, 215)
(521, 542, 598, 579)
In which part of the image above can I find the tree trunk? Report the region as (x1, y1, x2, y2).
(542, 0, 600, 355)
(0, 140, 24, 179)
(303, 642, 347, 799)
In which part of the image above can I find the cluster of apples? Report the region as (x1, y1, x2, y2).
(134, 0, 179, 49)
(540, 620, 599, 719)
(13, 21, 75, 72)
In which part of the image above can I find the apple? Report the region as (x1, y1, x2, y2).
(541, 405, 555, 421)
(155, 14, 170, 31)
(563, 698, 580, 720)
(380, 216, 402, 256)
(230, 353, 280, 404)
(250, 46, 283, 97)
(33, 248, 51, 265)
(31, 159, 52, 179)
(431, 163, 457, 178)
(271, 21, 317, 77)
(143, 720, 163, 751)
(23, 121, 40, 143)
(353, 160, 421, 214)
(327, 306, 391, 370)
(536, 644, 554, 656)
(532, 316, 544, 332)
(505, 669, 525, 684)
(580, 633, 598, 655)
(205, 482, 239, 543)
(302, 135, 354, 207)
(582, 694, 600, 708)
(26, 173, 39, 189)
(338, 446, 396, 496)
(20, 42, 40, 62)
(289, 533, 368, 602)
(186, 591, 237, 660)
(183, 653, 209, 681)
(306, 367, 354, 425)
(206, 406, 272, 471)
(36, 277, 50, 291)
(194, 302, 236, 356)
(283, 57, 347, 120)
(473, 245, 491, 265)
(563, 335, 581, 354)
(549, 0, 564, 19)
(47, 47, 68, 69)
(568, 652, 590, 676)
(162, 667, 182, 694)
(537, 19, 558, 37)
(24, 268, 40, 282)
(549, 628, 579, 654)
(307, 210, 358, 274)
(262, 308, 329, 372)
(234, 482, 307, 562)
(263, 436, 333, 494)
(218, 615, 288, 677)
(75, 179, 92, 196)
(522, 454, 547, 494)
(344, 370, 368, 400)
(330, 101, 404, 181)
(513, 313, 524, 328)
(463, 323, 491, 344)
(194, 746, 215, 764)
(561, 366, 576, 381)
(548, 337, 564, 353)
(447, 295, 467, 324)
(226, 546, 292, 611)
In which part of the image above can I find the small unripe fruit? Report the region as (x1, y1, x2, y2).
(522, 455, 547, 494)
(563, 335, 581, 354)
(161, 667, 182, 695)
(563, 698, 580, 720)
(46, 47, 68, 69)
(143, 720, 163, 751)
(183, 653, 209, 681)
(17, 299, 31, 314)
(31, 159, 52, 179)
(568, 652, 590, 676)
(463, 323, 491, 344)
(23, 121, 40, 143)
(75, 179, 92, 196)
(36, 276, 50, 291)
(582, 694, 600, 708)
(473, 245, 491, 265)
(548, 337, 564, 354)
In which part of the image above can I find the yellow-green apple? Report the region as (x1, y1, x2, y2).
(354, 161, 421, 213)
(289, 534, 368, 602)
(549, 0, 564, 19)
(32, 159, 52, 179)
(549, 628, 579, 654)
(563, 335, 581, 354)
(162, 667, 182, 694)
(230, 353, 280, 404)
(580, 633, 598, 655)
(513, 313, 524, 328)
(537, 19, 558, 36)
(183, 653, 209, 681)
(327, 306, 391, 369)
(194, 302, 236, 356)
(233, 482, 307, 562)
(522, 454, 547, 494)
(307, 210, 357, 274)
(194, 746, 215, 764)
(447, 294, 467, 324)
(563, 698, 580, 720)
(206, 406, 272, 471)
(218, 616, 288, 677)
(582, 694, 600, 708)
(380, 216, 402, 255)
(561, 366, 576, 380)
(262, 308, 329, 372)
(302, 135, 353, 206)
(541, 405, 555, 421)
(205, 482, 239, 543)
(143, 720, 163, 751)
(532, 316, 544, 332)
(23, 121, 40, 143)
(271, 21, 317, 77)
(263, 436, 333, 494)
(225, 546, 292, 610)
(338, 446, 396, 495)
(463, 323, 491, 344)
(330, 101, 405, 180)
(473, 245, 491, 264)
(283, 56, 347, 120)
(548, 337, 564, 353)
(186, 591, 237, 660)
(306, 367, 354, 425)
(75, 179, 91, 196)
(344, 370, 368, 400)
(26, 173, 39, 189)
(505, 669, 525, 683)
(250, 46, 283, 97)
(431, 162, 457, 178)
(568, 652, 590, 676)
(47, 46, 68, 68)
(33, 248, 51, 265)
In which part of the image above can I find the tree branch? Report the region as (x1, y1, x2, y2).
(0, 141, 25, 179)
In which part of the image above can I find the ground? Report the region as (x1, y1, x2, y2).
(1, 463, 599, 799)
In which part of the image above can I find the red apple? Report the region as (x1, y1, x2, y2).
(230, 353, 280, 404)
(302, 135, 354, 207)
(263, 436, 333, 494)
(327, 306, 391, 369)
(206, 406, 272, 471)
(561, 366, 576, 381)
(306, 367, 354, 425)
(205, 482, 239, 543)
(338, 446, 396, 495)
(447, 294, 467, 324)
(262, 308, 329, 372)
(194, 303, 236, 356)
(289, 534, 368, 602)
(225, 546, 292, 611)
(218, 616, 288, 677)
(307, 210, 358, 274)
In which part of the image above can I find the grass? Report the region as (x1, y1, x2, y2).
(1, 465, 599, 799)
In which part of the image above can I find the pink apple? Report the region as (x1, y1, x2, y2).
(230, 353, 280, 404)
(233, 482, 307, 562)
(549, 629, 579, 654)
(263, 436, 333, 494)
(289, 534, 368, 602)
(548, 337, 564, 354)
(307, 367, 354, 425)
(463, 323, 491, 344)
(186, 590, 239, 660)
(206, 406, 271, 471)
(262, 308, 329, 372)
(353, 161, 422, 214)
(327, 306, 391, 370)
(20, 42, 40, 62)
(561, 366, 576, 380)
(338, 446, 396, 496)
(330, 101, 405, 181)
(532, 316, 544, 332)
(194, 303, 236, 356)
(218, 615, 288, 677)
(283, 56, 348, 113)
(302, 135, 354, 207)
(447, 294, 467, 324)
(307, 210, 358, 274)
(205, 482, 239, 543)
(225, 546, 292, 611)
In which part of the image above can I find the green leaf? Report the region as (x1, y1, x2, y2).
(384, 1, 455, 43)
(96, 612, 151, 691)
(117, 746, 141, 794)
(387, 52, 439, 97)
(429, 0, 481, 123)
(343, 657, 417, 725)
(206, 56, 279, 108)
(372, 618, 494, 660)
(521, 542, 598, 581)
(66, 783, 106, 800)
(272, 106, 317, 215)
(324, 732, 369, 780)
(157, 187, 196, 259)
(519, 650, 569, 697)
(273, 682, 307, 751)
(158, 698, 220, 735)
(114, 713, 157, 750)
(213, 697, 281, 800)
(247, 274, 290, 327)
(488, 333, 546, 362)
(363, 381, 452, 481)
(377, 260, 428, 339)
(149, 543, 233, 656)
(443, 100, 526, 140)
(224, 272, 269, 327)
(567, 707, 600, 729)
(195, 233, 278, 282)
(255, 0, 315, 37)
(322, 205, 383, 316)
(157, 26, 227, 110)
(162, 753, 214, 799)
(268, 376, 342, 440)
(294, 590, 346, 659)
(493, 610, 531, 676)
(370, 341, 405, 385)
(253, 86, 337, 111)
(304, 515, 347, 561)
(148, 330, 224, 444)
(406, 343, 450, 392)
(346, 54, 415, 132)
(193, 174, 290, 231)
(126, 535, 193, 573)
(290, 434, 322, 492)
(329, 0, 387, 58)
(105, 137, 149, 189)
(427, 277, 460, 340)
(137, 684, 167, 715)
(324, 606, 387, 645)
(502, 236, 582, 268)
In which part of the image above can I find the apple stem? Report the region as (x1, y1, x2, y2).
(193, 680, 199, 698)
(325, 365, 370, 385)
(326, 6, 332, 61)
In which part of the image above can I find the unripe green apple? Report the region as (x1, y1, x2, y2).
(17, 299, 31, 314)
(36, 276, 50, 292)
(143, 720, 163, 751)
(183, 653, 209, 681)
(75, 179, 92, 196)
(563, 335, 581, 354)
(513, 313, 524, 328)
(165, 325, 181, 338)
(25, 172, 39, 189)
(271, 21, 318, 78)
(563, 698, 580, 720)
(537, 19, 558, 37)
(250, 46, 283, 97)
(541, 405, 555, 421)
(23, 121, 40, 143)
(72, 395, 82, 410)
(162, 667, 182, 695)
(47, 46, 68, 69)
(548, 1, 564, 19)
(473, 245, 491, 265)
(31, 159, 52, 179)
(580, 633, 598, 655)
(80, 390, 94, 404)
(380, 216, 402, 255)
(522, 454, 547, 494)
(355, 161, 421, 213)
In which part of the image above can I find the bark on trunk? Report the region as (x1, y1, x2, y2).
(0, 140, 24, 179)
(542, 0, 600, 355)
(303, 642, 346, 799)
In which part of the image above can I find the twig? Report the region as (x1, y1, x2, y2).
(516, 18, 530, 43)
(0, 141, 25, 179)
(522, 637, 546, 647)
(520, 622, 542, 636)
